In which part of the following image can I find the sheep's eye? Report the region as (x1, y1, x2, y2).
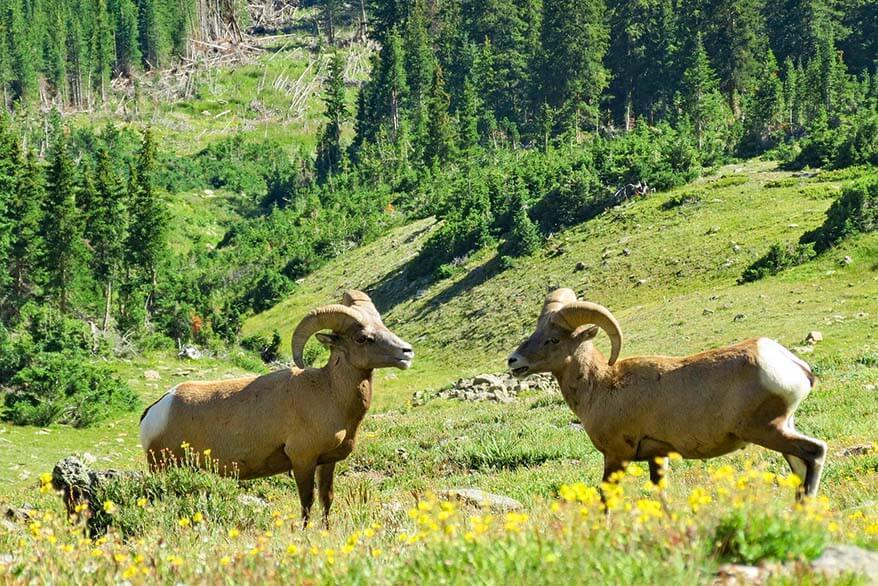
(354, 335, 369, 344)
(546, 337, 560, 345)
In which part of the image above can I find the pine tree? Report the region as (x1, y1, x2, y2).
(90, 143, 128, 329)
(0, 115, 18, 311)
(41, 122, 87, 312)
(538, 0, 609, 135)
(125, 128, 168, 322)
(315, 51, 348, 183)
(782, 58, 802, 129)
(2, 0, 38, 102)
(403, 0, 434, 109)
(457, 74, 481, 152)
(500, 188, 541, 258)
(423, 65, 456, 168)
(605, 0, 677, 127)
(7, 151, 46, 308)
(92, 0, 115, 101)
(680, 34, 733, 162)
(704, 0, 768, 110)
(741, 49, 784, 153)
(110, 0, 141, 75)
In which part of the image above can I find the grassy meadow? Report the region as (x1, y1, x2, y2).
(1, 159, 877, 583)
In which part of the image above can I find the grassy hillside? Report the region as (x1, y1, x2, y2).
(244, 159, 878, 407)
(2, 160, 876, 583)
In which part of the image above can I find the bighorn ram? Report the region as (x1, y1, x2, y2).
(139, 290, 413, 527)
(507, 288, 826, 499)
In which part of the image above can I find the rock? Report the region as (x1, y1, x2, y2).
(178, 346, 202, 360)
(732, 244, 741, 253)
(143, 370, 161, 381)
(635, 279, 648, 287)
(788, 223, 799, 228)
(472, 374, 503, 387)
(3, 504, 36, 522)
(438, 489, 523, 512)
(806, 331, 824, 344)
(568, 422, 584, 432)
(236, 494, 268, 509)
(866, 384, 876, 392)
(703, 308, 715, 315)
(622, 248, 631, 256)
(714, 563, 766, 585)
(812, 544, 878, 582)
(841, 256, 853, 266)
(574, 261, 587, 272)
(839, 443, 874, 457)
(707, 226, 721, 235)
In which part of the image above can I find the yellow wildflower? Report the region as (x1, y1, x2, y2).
(220, 556, 231, 566)
(371, 548, 382, 557)
(178, 517, 190, 528)
(688, 487, 712, 512)
(544, 553, 559, 564)
(668, 452, 683, 462)
(102, 501, 116, 514)
(286, 544, 299, 555)
(192, 512, 204, 523)
(203, 448, 212, 457)
(227, 528, 240, 539)
(136, 497, 148, 508)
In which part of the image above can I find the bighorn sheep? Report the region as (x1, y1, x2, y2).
(507, 288, 826, 498)
(139, 290, 413, 527)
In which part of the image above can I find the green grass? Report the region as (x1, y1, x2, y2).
(2, 160, 877, 583)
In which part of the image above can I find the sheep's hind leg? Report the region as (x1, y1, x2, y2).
(741, 423, 827, 500)
(317, 462, 336, 530)
(290, 460, 317, 529)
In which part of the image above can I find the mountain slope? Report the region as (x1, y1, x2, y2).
(244, 159, 878, 408)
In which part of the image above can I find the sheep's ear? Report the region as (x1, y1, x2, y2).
(315, 332, 340, 348)
(575, 325, 600, 341)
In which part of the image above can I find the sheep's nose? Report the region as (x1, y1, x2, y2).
(507, 355, 520, 367)
(401, 346, 413, 357)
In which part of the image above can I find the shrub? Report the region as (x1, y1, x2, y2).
(498, 197, 542, 258)
(412, 180, 494, 278)
(739, 242, 816, 283)
(89, 450, 270, 537)
(246, 271, 294, 314)
(660, 191, 702, 210)
(3, 353, 138, 428)
(531, 167, 607, 233)
(713, 508, 826, 564)
(801, 175, 878, 252)
(240, 330, 282, 363)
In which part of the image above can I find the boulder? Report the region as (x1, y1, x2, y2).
(806, 331, 824, 344)
(438, 488, 523, 512)
(838, 443, 873, 457)
(812, 545, 878, 582)
(144, 370, 161, 381)
(178, 346, 202, 360)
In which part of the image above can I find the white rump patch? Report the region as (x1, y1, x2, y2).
(139, 386, 176, 450)
(756, 338, 812, 410)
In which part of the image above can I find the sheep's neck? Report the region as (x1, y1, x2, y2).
(554, 350, 607, 414)
(326, 354, 373, 420)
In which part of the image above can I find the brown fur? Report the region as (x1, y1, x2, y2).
(140, 291, 412, 527)
(509, 290, 827, 499)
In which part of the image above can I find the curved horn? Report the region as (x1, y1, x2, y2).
(342, 290, 382, 324)
(541, 288, 578, 317)
(292, 305, 365, 369)
(552, 301, 623, 365)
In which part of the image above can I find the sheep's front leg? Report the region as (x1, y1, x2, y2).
(291, 461, 317, 529)
(317, 462, 336, 530)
